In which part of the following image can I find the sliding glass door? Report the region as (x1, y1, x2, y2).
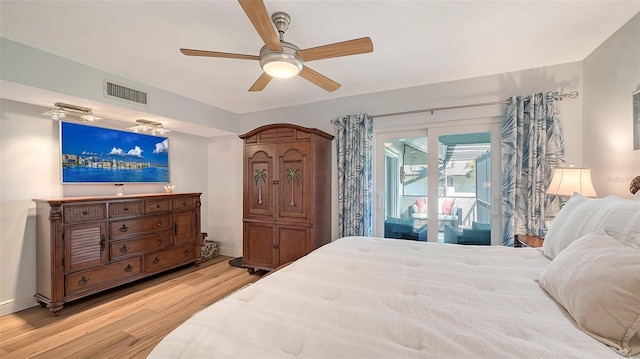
(379, 131, 429, 241)
(375, 122, 501, 245)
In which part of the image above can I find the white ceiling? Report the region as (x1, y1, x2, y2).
(1, 1, 639, 115)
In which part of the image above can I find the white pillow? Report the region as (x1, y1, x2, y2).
(635, 190, 640, 201)
(542, 193, 640, 259)
(539, 231, 640, 356)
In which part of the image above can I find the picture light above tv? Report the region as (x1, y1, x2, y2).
(60, 121, 170, 184)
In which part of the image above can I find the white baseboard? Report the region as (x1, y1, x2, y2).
(0, 296, 39, 317)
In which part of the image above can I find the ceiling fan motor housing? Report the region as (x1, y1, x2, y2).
(259, 41, 303, 78)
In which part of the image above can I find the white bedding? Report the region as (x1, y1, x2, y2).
(149, 236, 631, 358)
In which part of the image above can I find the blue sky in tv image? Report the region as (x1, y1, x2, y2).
(61, 122, 169, 183)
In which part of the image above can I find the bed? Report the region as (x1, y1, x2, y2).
(149, 193, 640, 358)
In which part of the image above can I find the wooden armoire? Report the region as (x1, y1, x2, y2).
(239, 123, 333, 273)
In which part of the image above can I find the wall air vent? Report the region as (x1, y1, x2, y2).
(104, 80, 148, 105)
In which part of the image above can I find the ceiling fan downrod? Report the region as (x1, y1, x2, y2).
(271, 12, 290, 41)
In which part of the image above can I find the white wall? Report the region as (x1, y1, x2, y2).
(0, 38, 240, 135)
(0, 100, 60, 314)
(0, 99, 209, 315)
(583, 13, 640, 198)
(238, 61, 584, 150)
(207, 135, 244, 257)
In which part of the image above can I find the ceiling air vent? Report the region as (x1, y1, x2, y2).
(104, 81, 148, 105)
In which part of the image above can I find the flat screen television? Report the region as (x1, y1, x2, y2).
(60, 121, 170, 184)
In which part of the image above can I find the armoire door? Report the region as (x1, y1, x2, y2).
(276, 225, 310, 265)
(243, 222, 275, 269)
(276, 142, 311, 223)
(245, 144, 275, 220)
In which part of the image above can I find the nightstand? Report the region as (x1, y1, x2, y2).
(515, 234, 544, 248)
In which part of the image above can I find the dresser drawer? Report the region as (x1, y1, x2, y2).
(110, 214, 172, 239)
(173, 197, 195, 211)
(109, 200, 143, 218)
(144, 244, 196, 272)
(146, 199, 171, 214)
(110, 231, 172, 260)
(65, 257, 141, 294)
(64, 203, 106, 222)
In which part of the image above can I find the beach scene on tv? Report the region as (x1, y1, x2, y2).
(61, 122, 170, 183)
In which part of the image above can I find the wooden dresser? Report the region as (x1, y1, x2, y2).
(239, 124, 333, 273)
(33, 193, 201, 315)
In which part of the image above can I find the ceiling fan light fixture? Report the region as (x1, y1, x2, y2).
(259, 42, 302, 79)
(262, 59, 301, 78)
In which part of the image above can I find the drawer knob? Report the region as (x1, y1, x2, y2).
(183, 249, 190, 256)
(123, 207, 129, 211)
(156, 204, 161, 208)
(79, 276, 89, 286)
(119, 224, 129, 232)
(182, 201, 187, 206)
(124, 264, 133, 272)
(157, 220, 164, 226)
(157, 238, 164, 245)
(153, 257, 160, 264)
(119, 244, 128, 253)
(82, 210, 89, 216)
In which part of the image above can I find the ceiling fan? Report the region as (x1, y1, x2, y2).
(179, 0, 373, 92)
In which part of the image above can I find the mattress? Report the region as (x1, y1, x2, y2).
(149, 236, 629, 358)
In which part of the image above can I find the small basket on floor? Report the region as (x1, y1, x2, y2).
(200, 232, 220, 262)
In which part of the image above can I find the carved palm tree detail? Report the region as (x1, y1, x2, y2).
(254, 169, 267, 204)
(286, 168, 300, 206)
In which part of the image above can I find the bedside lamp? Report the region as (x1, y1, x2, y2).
(546, 165, 598, 202)
(543, 165, 597, 237)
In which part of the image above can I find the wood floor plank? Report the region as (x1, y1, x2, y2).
(125, 269, 256, 338)
(145, 268, 247, 313)
(0, 256, 264, 358)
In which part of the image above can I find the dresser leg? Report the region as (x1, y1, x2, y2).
(49, 302, 64, 316)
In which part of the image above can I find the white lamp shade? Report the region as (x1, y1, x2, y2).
(547, 167, 597, 197)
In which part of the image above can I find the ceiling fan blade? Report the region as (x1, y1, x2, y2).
(297, 37, 373, 62)
(298, 66, 341, 92)
(180, 48, 259, 60)
(238, 0, 283, 52)
(249, 73, 272, 92)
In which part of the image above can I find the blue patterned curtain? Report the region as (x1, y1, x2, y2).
(501, 92, 565, 245)
(334, 113, 374, 237)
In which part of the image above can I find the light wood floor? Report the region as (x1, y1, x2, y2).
(0, 256, 264, 358)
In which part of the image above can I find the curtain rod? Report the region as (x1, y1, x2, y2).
(366, 91, 579, 119)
